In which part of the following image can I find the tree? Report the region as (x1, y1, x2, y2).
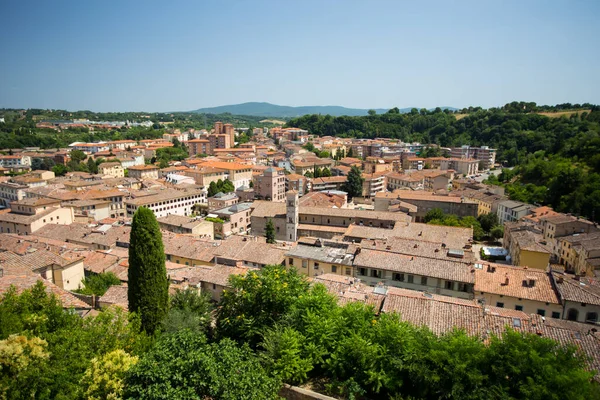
(128, 207, 169, 335)
(347, 147, 354, 158)
(265, 219, 276, 244)
(208, 181, 219, 197)
(424, 208, 445, 223)
(79, 349, 138, 400)
(368, 109, 377, 116)
(162, 288, 213, 335)
(52, 164, 68, 176)
(75, 272, 121, 296)
(70, 150, 86, 164)
(87, 157, 98, 174)
(321, 167, 332, 177)
(125, 331, 281, 400)
(478, 212, 499, 233)
(249, 180, 254, 188)
(222, 179, 235, 193)
(342, 166, 364, 199)
(491, 225, 504, 241)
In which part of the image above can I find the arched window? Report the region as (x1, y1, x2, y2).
(586, 312, 598, 323)
(567, 308, 579, 321)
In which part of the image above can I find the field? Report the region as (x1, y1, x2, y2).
(535, 109, 591, 118)
(259, 119, 286, 125)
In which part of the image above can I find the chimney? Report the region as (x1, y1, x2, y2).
(557, 276, 564, 284)
(502, 273, 509, 286)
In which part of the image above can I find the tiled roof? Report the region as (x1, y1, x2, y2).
(360, 237, 476, 263)
(552, 272, 600, 306)
(312, 274, 385, 309)
(354, 248, 475, 283)
(169, 264, 254, 287)
(286, 242, 356, 266)
(474, 264, 560, 304)
(99, 284, 128, 310)
(212, 235, 290, 266)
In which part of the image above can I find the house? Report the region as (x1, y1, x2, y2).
(0, 198, 74, 235)
(210, 203, 252, 238)
(473, 263, 562, 318)
(552, 272, 600, 323)
(496, 200, 535, 225)
(127, 165, 159, 180)
(503, 223, 551, 269)
(98, 162, 124, 178)
(254, 167, 286, 201)
(157, 214, 214, 238)
(208, 192, 239, 212)
(125, 187, 206, 218)
(285, 238, 356, 278)
(375, 191, 478, 221)
(62, 199, 112, 222)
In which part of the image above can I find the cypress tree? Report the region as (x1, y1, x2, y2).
(265, 218, 276, 244)
(128, 207, 169, 335)
(342, 165, 364, 199)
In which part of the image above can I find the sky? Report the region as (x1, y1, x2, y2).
(1, 0, 599, 112)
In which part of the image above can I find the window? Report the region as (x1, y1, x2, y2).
(551, 311, 561, 319)
(302, 260, 307, 268)
(420, 276, 428, 286)
(458, 283, 469, 292)
(345, 268, 351, 276)
(567, 308, 579, 321)
(515, 305, 523, 311)
(393, 273, 405, 282)
(289, 258, 294, 266)
(371, 269, 381, 278)
(314, 262, 319, 270)
(359, 268, 367, 276)
(496, 302, 504, 308)
(213, 284, 216, 290)
(407, 275, 414, 284)
(331, 265, 337, 273)
(537, 309, 546, 317)
(445, 281, 454, 290)
(586, 312, 598, 323)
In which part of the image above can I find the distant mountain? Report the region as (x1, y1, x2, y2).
(190, 102, 456, 118)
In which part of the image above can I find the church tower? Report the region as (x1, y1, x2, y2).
(285, 190, 299, 242)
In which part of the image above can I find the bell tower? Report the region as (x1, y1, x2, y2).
(285, 190, 299, 242)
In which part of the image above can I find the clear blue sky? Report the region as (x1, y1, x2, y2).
(1, 0, 599, 112)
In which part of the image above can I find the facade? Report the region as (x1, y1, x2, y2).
(187, 139, 210, 156)
(0, 198, 74, 235)
(450, 146, 497, 170)
(98, 162, 124, 178)
(127, 165, 159, 180)
(254, 167, 286, 201)
(125, 188, 207, 218)
(208, 192, 239, 211)
(62, 199, 112, 222)
(503, 224, 551, 269)
(439, 158, 480, 176)
(0, 155, 32, 167)
(497, 200, 535, 225)
(552, 272, 600, 323)
(285, 174, 309, 196)
(375, 191, 478, 222)
(211, 203, 252, 238)
(158, 214, 214, 238)
(0, 182, 29, 207)
(362, 173, 386, 198)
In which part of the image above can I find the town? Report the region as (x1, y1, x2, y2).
(1, 118, 599, 379)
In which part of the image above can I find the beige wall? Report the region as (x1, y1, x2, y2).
(0, 207, 74, 235)
(478, 292, 562, 318)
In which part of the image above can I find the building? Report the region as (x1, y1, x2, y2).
(285, 173, 309, 196)
(503, 223, 551, 269)
(0, 198, 74, 235)
(158, 214, 214, 238)
(187, 139, 210, 156)
(254, 167, 286, 201)
(474, 263, 562, 318)
(69, 142, 110, 154)
(362, 173, 386, 198)
(62, 199, 112, 222)
(375, 191, 478, 222)
(193, 161, 253, 189)
(211, 203, 253, 238)
(0, 155, 31, 168)
(127, 165, 159, 180)
(558, 232, 600, 275)
(285, 238, 356, 278)
(439, 158, 479, 176)
(0, 182, 29, 207)
(251, 195, 410, 242)
(311, 176, 347, 192)
(552, 272, 600, 323)
(208, 192, 239, 212)
(125, 187, 206, 218)
(450, 146, 497, 170)
(497, 200, 535, 225)
(448, 189, 507, 216)
(98, 162, 124, 178)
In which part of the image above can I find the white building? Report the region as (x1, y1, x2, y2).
(0, 182, 29, 207)
(125, 188, 207, 218)
(69, 142, 110, 154)
(0, 155, 31, 167)
(497, 200, 535, 225)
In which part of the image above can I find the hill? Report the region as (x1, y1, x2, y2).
(191, 102, 457, 118)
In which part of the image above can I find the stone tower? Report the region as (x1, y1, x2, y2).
(285, 190, 299, 242)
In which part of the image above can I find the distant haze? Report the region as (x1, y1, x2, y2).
(191, 102, 457, 118)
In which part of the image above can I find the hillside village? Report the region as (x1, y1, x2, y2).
(1, 121, 600, 375)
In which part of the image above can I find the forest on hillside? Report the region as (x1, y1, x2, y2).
(288, 102, 600, 221)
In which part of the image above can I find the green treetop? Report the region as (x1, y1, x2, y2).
(342, 165, 364, 199)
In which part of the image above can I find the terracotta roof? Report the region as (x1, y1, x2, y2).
(0, 274, 90, 309)
(474, 264, 560, 304)
(552, 272, 600, 306)
(99, 284, 128, 310)
(312, 274, 385, 309)
(354, 248, 475, 283)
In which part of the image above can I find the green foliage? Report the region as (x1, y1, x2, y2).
(124, 330, 281, 400)
(128, 207, 169, 335)
(265, 218, 276, 244)
(303, 142, 315, 152)
(208, 179, 235, 197)
(342, 165, 364, 198)
(260, 325, 313, 384)
(76, 272, 121, 296)
(424, 208, 445, 223)
(79, 349, 138, 400)
(425, 209, 487, 240)
(216, 265, 310, 346)
(490, 225, 504, 240)
(0, 282, 149, 399)
(162, 288, 213, 335)
(52, 163, 67, 176)
(477, 212, 499, 232)
(205, 216, 225, 224)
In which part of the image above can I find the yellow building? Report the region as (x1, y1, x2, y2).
(503, 224, 551, 270)
(284, 238, 356, 278)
